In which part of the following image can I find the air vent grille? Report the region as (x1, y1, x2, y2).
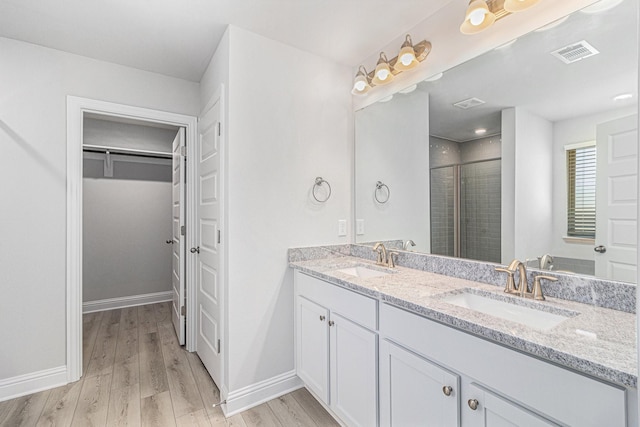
(551, 40, 599, 64)
(453, 97, 485, 110)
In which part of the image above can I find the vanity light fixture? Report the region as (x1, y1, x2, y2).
(460, 0, 539, 35)
(351, 34, 432, 96)
(352, 66, 373, 95)
(395, 35, 419, 71)
(372, 52, 394, 85)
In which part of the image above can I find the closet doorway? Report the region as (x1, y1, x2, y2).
(66, 97, 200, 383)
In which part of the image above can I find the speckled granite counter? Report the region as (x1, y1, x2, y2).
(290, 254, 637, 389)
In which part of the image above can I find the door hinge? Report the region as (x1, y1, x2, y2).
(217, 339, 221, 354)
(180, 146, 187, 156)
(217, 122, 221, 137)
(181, 225, 186, 236)
(217, 229, 221, 244)
(180, 306, 186, 316)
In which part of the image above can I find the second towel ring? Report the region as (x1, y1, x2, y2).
(375, 181, 390, 204)
(313, 177, 332, 202)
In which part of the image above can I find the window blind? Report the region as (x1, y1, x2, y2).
(567, 145, 596, 238)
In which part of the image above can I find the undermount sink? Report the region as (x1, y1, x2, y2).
(336, 265, 391, 278)
(441, 290, 576, 331)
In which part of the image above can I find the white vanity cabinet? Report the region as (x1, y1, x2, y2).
(295, 271, 378, 427)
(380, 303, 627, 427)
(379, 339, 460, 426)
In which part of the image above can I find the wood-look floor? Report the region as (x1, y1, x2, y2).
(0, 303, 339, 427)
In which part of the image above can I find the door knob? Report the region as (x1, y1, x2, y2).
(190, 247, 200, 254)
(594, 245, 607, 253)
(166, 240, 173, 244)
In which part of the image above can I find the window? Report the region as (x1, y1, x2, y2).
(566, 142, 596, 239)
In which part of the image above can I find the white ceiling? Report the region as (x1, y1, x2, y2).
(0, 0, 453, 82)
(422, 0, 637, 142)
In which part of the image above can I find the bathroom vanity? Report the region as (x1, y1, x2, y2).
(290, 246, 637, 427)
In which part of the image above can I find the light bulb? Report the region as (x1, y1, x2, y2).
(354, 80, 366, 91)
(400, 53, 414, 66)
(377, 69, 390, 81)
(469, 8, 486, 26)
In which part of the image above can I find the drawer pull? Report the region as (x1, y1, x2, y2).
(468, 399, 479, 410)
(442, 386, 453, 396)
(319, 315, 326, 322)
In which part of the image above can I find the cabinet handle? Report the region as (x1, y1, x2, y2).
(442, 386, 453, 396)
(319, 315, 326, 322)
(328, 320, 335, 327)
(468, 399, 479, 410)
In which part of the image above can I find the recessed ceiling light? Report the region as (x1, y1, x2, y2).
(475, 128, 487, 135)
(495, 39, 518, 50)
(399, 84, 418, 94)
(424, 72, 443, 82)
(613, 93, 633, 101)
(534, 16, 569, 32)
(580, 0, 624, 14)
(379, 95, 394, 103)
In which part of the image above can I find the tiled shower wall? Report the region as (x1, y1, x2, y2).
(430, 135, 501, 263)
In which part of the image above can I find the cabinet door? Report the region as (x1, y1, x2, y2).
(296, 296, 330, 402)
(465, 384, 557, 427)
(330, 313, 378, 427)
(380, 340, 460, 427)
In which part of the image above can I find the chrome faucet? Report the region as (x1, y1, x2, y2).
(403, 240, 416, 251)
(373, 242, 387, 266)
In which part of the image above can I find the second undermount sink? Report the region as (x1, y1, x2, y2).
(441, 290, 577, 331)
(336, 265, 392, 278)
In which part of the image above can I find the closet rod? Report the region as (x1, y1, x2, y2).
(82, 144, 172, 159)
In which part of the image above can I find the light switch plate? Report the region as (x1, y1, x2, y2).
(356, 219, 365, 235)
(338, 220, 347, 236)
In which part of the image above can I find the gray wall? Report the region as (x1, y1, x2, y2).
(82, 118, 177, 303)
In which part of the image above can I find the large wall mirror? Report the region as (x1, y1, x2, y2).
(355, 0, 638, 283)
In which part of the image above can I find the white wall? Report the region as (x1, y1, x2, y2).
(355, 91, 430, 252)
(551, 106, 638, 260)
(221, 26, 353, 394)
(0, 36, 199, 381)
(502, 108, 554, 263)
(83, 158, 172, 302)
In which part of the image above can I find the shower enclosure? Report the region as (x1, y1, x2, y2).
(430, 158, 501, 263)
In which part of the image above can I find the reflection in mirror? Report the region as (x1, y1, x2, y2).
(354, 0, 638, 283)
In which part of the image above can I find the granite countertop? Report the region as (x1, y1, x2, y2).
(290, 255, 637, 388)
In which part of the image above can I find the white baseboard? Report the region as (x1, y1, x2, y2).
(0, 366, 68, 402)
(83, 291, 172, 313)
(223, 370, 303, 417)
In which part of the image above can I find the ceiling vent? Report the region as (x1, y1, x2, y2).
(551, 40, 599, 64)
(453, 97, 486, 109)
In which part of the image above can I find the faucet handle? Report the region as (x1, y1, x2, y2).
(388, 252, 399, 268)
(495, 267, 517, 294)
(532, 275, 557, 301)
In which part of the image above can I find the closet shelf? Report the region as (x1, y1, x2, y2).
(83, 144, 172, 159)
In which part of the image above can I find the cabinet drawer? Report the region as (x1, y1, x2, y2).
(380, 303, 626, 427)
(295, 271, 377, 330)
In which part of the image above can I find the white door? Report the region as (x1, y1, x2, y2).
(296, 296, 330, 403)
(196, 96, 223, 388)
(379, 340, 460, 427)
(595, 115, 637, 282)
(466, 384, 555, 427)
(330, 313, 377, 427)
(171, 128, 186, 345)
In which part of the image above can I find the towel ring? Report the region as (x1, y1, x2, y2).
(313, 177, 331, 202)
(375, 181, 390, 204)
